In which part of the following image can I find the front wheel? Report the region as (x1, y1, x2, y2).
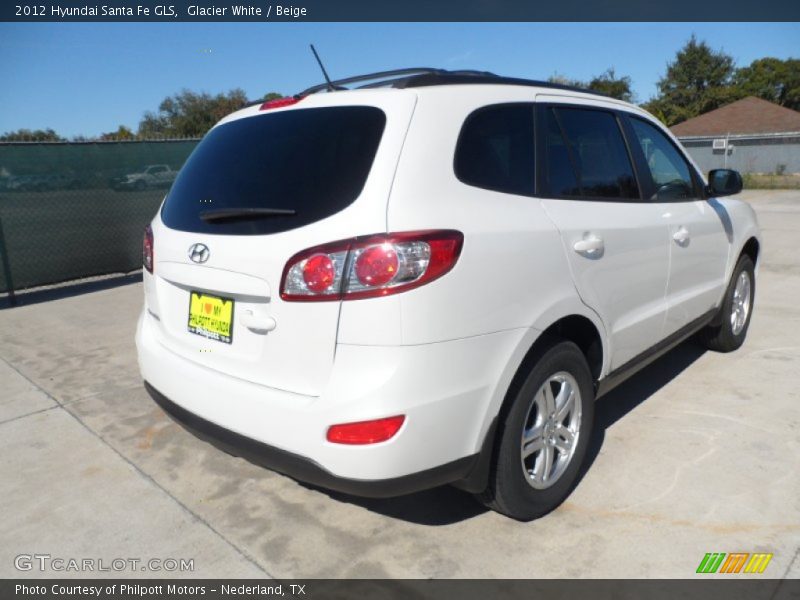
(699, 254, 755, 352)
(478, 340, 595, 521)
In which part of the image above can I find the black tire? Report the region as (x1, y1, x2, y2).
(478, 340, 595, 521)
(135, 180, 147, 191)
(699, 254, 755, 353)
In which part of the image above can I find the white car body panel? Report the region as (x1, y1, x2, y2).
(138, 310, 528, 478)
(540, 198, 671, 370)
(661, 199, 731, 335)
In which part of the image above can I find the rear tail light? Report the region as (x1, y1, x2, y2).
(302, 253, 336, 292)
(143, 224, 154, 273)
(280, 230, 463, 302)
(327, 415, 406, 445)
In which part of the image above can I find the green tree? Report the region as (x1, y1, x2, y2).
(138, 88, 250, 138)
(548, 68, 634, 101)
(100, 125, 135, 141)
(649, 36, 739, 125)
(734, 57, 800, 111)
(0, 128, 64, 142)
(547, 72, 584, 88)
(262, 92, 285, 101)
(644, 35, 739, 126)
(587, 68, 634, 102)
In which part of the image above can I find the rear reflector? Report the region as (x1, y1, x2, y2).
(326, 415, 406, 445)
(143, 224, 154, 273)
(259, 96, 304, 110)
(280, 230, 463, 302)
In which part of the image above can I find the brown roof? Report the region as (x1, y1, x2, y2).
(670, 96, 800, 137)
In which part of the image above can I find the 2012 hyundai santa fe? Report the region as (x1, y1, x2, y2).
(136, 68, 761, 520)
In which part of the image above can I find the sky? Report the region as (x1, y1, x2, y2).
(1, 22, 798, 138)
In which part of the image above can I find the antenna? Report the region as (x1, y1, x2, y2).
(309, 44, 335, 92)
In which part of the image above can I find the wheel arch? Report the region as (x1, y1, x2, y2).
(496, 312, 604, 435)
(717, 234, 760, 327)
(455, 306, 607, 494)
(502, 304, 608, 419)
(740, 236, 760, 267)
(722, 200, 762, 285)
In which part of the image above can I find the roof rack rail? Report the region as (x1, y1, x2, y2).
(299, 68, 447, 96)
(396, 73, 609, 97)
(297, 68, 609, 99)
(357, 69, 499, 89)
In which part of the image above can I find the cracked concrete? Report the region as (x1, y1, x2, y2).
(0, 190, 798, 578)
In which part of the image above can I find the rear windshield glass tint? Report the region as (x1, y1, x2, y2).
(160, 106, 386, 235)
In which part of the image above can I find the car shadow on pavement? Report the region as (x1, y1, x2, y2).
(316, 339, 707, 526)
(0, 272, 142, 308)
(576, 340, 707, 487)
(313, 482, 490, 526)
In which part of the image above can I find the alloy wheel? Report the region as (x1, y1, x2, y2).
(520, 372, 582, 490)
(731, 270, 752, 336)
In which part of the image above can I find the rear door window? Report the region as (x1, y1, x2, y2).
(161, 106, 386, 235)
(543, 108, 581, 197)
(544, 107, 639, 200)
(454, 104, 535, 196)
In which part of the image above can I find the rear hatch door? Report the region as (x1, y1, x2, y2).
(145, 91, 416, 396)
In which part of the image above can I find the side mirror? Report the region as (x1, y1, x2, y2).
(706, 169, 743, 197)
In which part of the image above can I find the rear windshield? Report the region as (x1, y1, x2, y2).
(160, 106, 386, 235)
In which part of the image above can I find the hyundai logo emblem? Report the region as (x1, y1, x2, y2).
(188, 243, 210, 264)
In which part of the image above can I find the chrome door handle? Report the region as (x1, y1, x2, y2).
(573, 235, 604, 257)
(673, 226, 690, 246)
(240, 311, 276, 333)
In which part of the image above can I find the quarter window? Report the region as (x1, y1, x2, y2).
(629, 117, 697, 201)
(546, 107, 639, 200)
(455, 104, 535, 196)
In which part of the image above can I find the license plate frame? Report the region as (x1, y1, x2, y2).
(187, 291, 234, 344)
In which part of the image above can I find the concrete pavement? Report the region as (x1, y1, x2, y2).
(1, 190, 798, 578)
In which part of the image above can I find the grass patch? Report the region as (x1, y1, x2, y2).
(742, 173, 800, 190)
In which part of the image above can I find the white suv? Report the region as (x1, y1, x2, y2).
(136, 69, 761, 520)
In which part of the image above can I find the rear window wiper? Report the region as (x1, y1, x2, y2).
(199, 207, 297, 222)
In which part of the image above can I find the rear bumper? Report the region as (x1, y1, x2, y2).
(146, 381, 477, 498)
(136, 309, 528, 493)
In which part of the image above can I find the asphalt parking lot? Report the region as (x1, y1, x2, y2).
(1, 190, 798, 579)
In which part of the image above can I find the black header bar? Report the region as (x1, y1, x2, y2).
(3, 0, 800, 22)
(3, 579, 800, 600)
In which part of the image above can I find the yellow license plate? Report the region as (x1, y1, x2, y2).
(188, 292, 234, 344)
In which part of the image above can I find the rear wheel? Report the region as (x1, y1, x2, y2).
(479, 340, 594, 521)
(699, 254, 755, 352)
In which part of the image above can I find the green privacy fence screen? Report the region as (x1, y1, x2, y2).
(0, 139, 199, 295)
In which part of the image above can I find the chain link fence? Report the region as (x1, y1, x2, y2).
(0, 138, 199, 298)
